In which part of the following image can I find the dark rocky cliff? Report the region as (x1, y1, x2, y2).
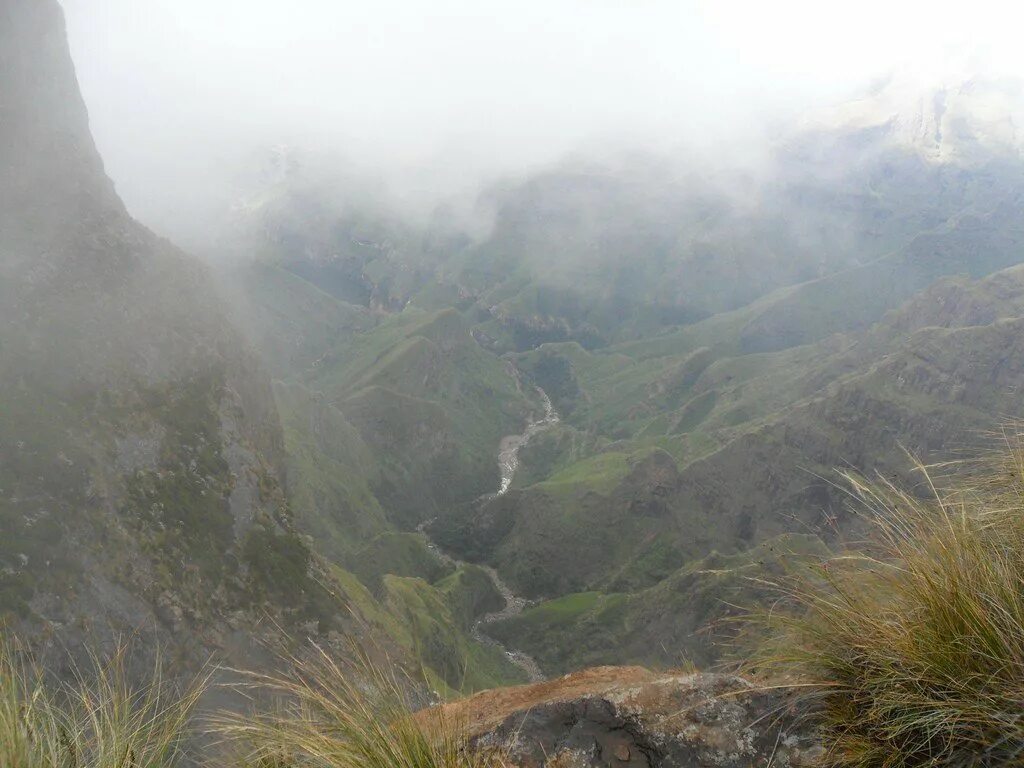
(0, 0, 344, 675)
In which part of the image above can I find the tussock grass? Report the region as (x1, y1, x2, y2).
(214, 644, 507, 768)
(0, 637, 207, 768)
(762, 435, 1024, 767)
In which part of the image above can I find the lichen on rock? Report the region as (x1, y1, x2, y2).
(428, 666, 820, 767)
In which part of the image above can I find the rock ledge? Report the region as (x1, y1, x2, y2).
(430, 666, 820, 767)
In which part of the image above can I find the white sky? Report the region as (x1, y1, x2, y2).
(60, 0, 1024, 235)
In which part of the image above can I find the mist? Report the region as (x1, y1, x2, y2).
(61, 0, 1024, 250)
(15, 0, 1024, 731)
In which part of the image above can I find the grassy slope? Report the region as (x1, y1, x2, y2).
(272, 379, 390, 561)
(233, 270, 533, 691)
(760, 445, 1024, 767)
(381, 573, 525, 694)
(327, 560, 524, 695)
(440, 258, 1024, 651)
(350, 532, 455, 592)
(222, 261, 374, 376)
(209, 123, 1024, 684)
(488, 533, 829, 675)
(304, 306, 529, 524)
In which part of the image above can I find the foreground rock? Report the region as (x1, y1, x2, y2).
(431, 666, 821, 767)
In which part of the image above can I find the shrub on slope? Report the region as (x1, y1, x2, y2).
(0, 639, 206, 768)
(217, 645, 508, 768)
(766, 437, 1024, 767)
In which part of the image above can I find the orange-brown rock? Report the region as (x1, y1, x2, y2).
(427, 666, 820, 767)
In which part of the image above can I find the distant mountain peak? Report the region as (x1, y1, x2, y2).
(796, 71, 1024, 165)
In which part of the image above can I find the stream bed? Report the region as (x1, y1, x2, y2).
(419, 383, 558, 683)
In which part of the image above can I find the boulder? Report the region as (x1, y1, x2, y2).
(429, 666, 820, 767)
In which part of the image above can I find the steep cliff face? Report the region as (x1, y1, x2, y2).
(0, 0, 344, 671)
(0, 0, 120, 255)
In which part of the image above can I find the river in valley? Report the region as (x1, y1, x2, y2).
(418, 382, 559, 683)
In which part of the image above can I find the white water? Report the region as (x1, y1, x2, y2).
(497, 386, 559, 495)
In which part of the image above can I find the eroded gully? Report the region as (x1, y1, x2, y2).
(418, 376, 559, 683)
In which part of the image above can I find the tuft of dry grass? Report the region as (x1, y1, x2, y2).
(213, 644, 508, 768)
(0, 636, 207, 768)
(760, 433, 1024, 768)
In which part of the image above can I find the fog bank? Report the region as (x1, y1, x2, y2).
(61, 0, 1024, 247)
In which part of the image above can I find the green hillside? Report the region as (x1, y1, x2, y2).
(12, 0, 1024, 704)
(226, 134, 1024, 680)
(488, 533, 829, 674)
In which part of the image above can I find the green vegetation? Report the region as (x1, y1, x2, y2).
(273, 305, 530, 530)
(762, 443, 1024, 768)
(433, 565, 504, 630)
(317, 562, 522, 693)
(0, 635, 509, 768)
(19, 0, 1024, 719)
(272, 380, 390, 562)
(350, 533, 454, 593)
(126, 374, 235, 583)
(534, 450, 634, 496)
(237, 212, 1024, 686)
(216, 645, 509, 768)
(225, 261, 373, 376)
(209, 142, 1024, 687)
(489, 533, 829, 674)
(381, 573, 525, 692)
(434, 448, 691, 598)
(229, 286, 537, 692)
(0, 640, 207, 768)
(241, 524, 345, 632)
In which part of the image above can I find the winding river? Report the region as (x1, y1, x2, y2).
(418, 382, 559, 683)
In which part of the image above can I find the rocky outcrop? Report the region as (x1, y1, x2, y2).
(0, 0, 349, 678)
(430, 666, 820, 768)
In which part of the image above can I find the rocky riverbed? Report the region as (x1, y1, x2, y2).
(419, 381, 559, 682)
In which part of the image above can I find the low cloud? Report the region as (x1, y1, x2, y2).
(60, 0, 1024, 248)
